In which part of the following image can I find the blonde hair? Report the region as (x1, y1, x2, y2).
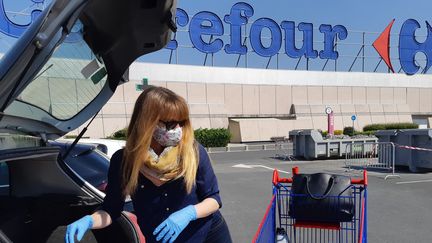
(122, 86, 198, 196)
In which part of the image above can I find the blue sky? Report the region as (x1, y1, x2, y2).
(1, 0, 431, 73)
(178, 0, 431, 32)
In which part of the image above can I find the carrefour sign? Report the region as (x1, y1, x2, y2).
(166, 2, 347, 60)
(1, 1, 431, 75)
(166, 2, 432, 75)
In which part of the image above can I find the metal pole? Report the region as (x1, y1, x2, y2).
(384, 142, 400, 180)
(277, 53, 279, 69)
(245, 24, 248, 68)
(392, 143, 396, 175)
(169, 50, 173, 64)
(245, 50, 248, 68)
(335, 38, 338, 72)
(362, 32, 365, 72)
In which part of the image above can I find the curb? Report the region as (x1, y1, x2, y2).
(206, 143, 291, 153)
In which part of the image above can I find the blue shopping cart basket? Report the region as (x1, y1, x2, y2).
(253, 167, 367, 243)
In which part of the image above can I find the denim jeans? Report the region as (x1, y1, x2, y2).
(204, 212, 233, 243)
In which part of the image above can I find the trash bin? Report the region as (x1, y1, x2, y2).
(375, 129, 432, 172)
(289, 129, 377, 160)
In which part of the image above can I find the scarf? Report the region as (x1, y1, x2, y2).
(140, 146, 182, 186)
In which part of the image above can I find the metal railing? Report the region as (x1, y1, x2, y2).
(271, 136, 295, 161)
(345, 142, 400, 180)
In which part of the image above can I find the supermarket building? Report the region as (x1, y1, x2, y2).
(75, 63, 432, 142)
(60, 3, 432, 142)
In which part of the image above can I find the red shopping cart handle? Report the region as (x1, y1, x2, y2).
(294, 220, 341, 230)
(273, 167, 368, 186)
(351, 170, 368, 186)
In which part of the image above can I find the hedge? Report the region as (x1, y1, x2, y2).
(321, 130, 328, 137)
(194, 128, 231, 148)
(343, 126, 355, 136)
(354, 131, 376, 136)
(320, 130, 343, 136)
(107, 127, 232, 147)
(363, 123, 418, 132)
(107, 128, 127, 140)
(334, 130, 343, 135)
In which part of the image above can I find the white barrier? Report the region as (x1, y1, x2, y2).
(345, 142, 400, 179)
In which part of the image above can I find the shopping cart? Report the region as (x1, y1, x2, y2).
(253, 167, 367, 243)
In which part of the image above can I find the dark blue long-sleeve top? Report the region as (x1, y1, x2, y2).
(101, 143, 222, 243)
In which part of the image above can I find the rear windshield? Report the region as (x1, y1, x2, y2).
(16, 23, 107, 120)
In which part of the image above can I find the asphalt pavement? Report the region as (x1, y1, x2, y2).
(209, 149, 432, 243)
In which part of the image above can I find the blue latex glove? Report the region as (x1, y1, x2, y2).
(153, 205, 197, 243)
(65, 215, 94, 243)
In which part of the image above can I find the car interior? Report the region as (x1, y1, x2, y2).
(0, 146, 140, 243)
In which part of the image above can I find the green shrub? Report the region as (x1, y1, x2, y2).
(64, 135, 78, 139)
(194, 128, 231, 147)
(363, 124, 386, 132)
(107, 128, 127, 140)
(354, 131, 376, 136)
(363, 123, 418, 132)
(384, 123, 418, 130)
(343, 126, 355, 136)
(321, 131, 328, 137)
(334, 130, 343, 135)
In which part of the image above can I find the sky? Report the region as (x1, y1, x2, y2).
(178, 0, 431, 32)
(1, 0, 432, 73)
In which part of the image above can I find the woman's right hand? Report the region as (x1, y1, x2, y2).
(65, 215, 94, 243)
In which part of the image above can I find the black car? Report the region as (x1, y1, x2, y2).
(0, 141, 109, 195)
(50, 141, 110, 192)
(0, 0, 176, 242)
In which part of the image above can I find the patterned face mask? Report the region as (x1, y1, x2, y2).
(153, 124, 183, 147)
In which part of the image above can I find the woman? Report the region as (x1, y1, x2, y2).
(65, 86, 232, 243)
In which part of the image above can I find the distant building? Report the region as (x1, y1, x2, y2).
(71, 62, 432, 142)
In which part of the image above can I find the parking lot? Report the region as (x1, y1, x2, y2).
(210, 150, 432, 243)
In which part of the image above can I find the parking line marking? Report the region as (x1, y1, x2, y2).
(396, 179, 432, 185)
(232, 164, 290, 174)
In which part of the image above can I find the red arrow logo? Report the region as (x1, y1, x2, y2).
(373, 19, 395, 72)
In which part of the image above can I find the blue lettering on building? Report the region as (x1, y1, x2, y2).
(0, 0, 43, 38)
(319, 24, 348, 59)
(166, 8, 189, 50)
(189, 11, 224, 54)
(0, 0, 82, 43)
(250, 18, 281, 57)
(2, 1, 431, 75)
(167, 2, 347, 61)
(399, 19, 432, 75)
(224, 2, 254, 55)
(281, 21, 317, 58)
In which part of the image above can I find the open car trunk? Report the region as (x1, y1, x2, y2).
(0, 147, 141, 243)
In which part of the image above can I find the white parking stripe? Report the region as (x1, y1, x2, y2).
(232, 164, 290, 174)
(396, 179, 432, 185)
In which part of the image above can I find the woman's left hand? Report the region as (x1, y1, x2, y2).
(153, 205, 197, 243)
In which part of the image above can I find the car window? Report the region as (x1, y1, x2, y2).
(64, 147, 109, 189)
(0, 161, 9, 196)
(15, 21, 108, 120)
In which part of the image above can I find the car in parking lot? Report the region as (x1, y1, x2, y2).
(0, 141, 109, 195)
(0, 0, 176, 242)
(60, 138, 126, 158)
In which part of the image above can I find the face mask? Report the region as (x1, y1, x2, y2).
(153, 125, 183, 147)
